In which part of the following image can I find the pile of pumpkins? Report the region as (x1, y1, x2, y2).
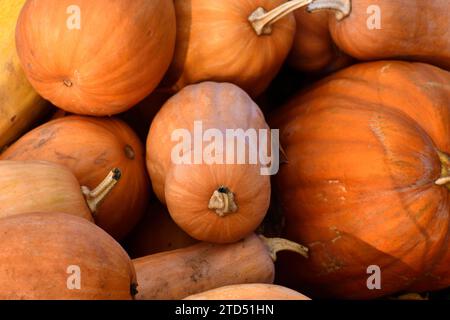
(0, 0, 448, 300)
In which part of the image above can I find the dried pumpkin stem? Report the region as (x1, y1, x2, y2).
(436, 150, 450, 190)
(259, 235, 309, 261)
(248, 0, 351, 36)
(81, 168, 122, 214)
(208, 186, 238, 217)
(306, 0, 352, 20)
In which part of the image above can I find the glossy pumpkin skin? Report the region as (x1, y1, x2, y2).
(329, 0, 450, 69)
(16, 0, 176, 116)
(0, 212, 136, 300)
(288, 9, 351, 73)
(185, 284, 310, 300)
(272, 61, 450, 299)
(134, 234, 275, 300)
(124, 200, 198, 259)
(164, 0, 296, 97)
(0, 0, 49, 149)
(147, 82, 271, 243)
(0, 161, 93, 222)
(1, 116, 149, 240)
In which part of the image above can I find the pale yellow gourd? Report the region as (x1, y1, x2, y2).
(0, 1, 48, 149)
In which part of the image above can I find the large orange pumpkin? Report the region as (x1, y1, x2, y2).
(1, 116, 149, 240)
(15, 0, 176, 116)
(163, 0, 296, 97)
(0, 212, 136, 300)
(147, 82, 272, 243)
(313, 0, 450, 70)
(272, 61, 450, 299)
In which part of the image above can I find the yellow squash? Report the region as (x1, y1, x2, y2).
(0, 1, 48, 149)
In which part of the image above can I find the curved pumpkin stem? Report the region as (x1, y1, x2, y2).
(208, 186, 238, 217)
(436, 150, 450, 190)
(81, 168, 122, 215)
(259, 235, 309, 261)
(248, 0, 351, 36)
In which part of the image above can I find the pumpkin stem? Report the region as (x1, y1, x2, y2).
(248, 0, 351, 36)
(436, 150, 450, 190)
(306, 0, 352, 20)
(208, 186, 238, 217)
(81, 168, 122, 214)
(259, 235, 309, 261)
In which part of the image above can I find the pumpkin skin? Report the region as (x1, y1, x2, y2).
(0, 212, 136, 300)
(288, 9, 351, 73)
(185, 284, 310, 300)
(163, 0, 296, 97)
(328, 0, 450, 70)
(1, 116, 149, 240)
(272, 61, 450, 299)
(0, 161, 93, 222)
(134, 233, 307, 300)
(147, 82, 271, 243)
(124, 200, 198, 259)
(15, 0, 176, 116)
(0, 0, 49, 149)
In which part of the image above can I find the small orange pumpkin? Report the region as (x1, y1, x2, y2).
(15, 0, 176, 116)
(147, 82, 272, 243)
(288, 8, 351, 73)
(1, 116, 149, 240)
(163, 0, 297, 97)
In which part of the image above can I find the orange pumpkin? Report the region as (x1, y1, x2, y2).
(0, 160, 120, 222)
(313, 0, 450, 70)
(0, 212, 136, 299)
(185, 284, 310, 300)
(15, 0, 176, 116)
(272, 61, 450, 299)
(288, 8, 351, 73)
(147, 82, 272, 243)
(163, 0, 296, 97)
(124, 200, 198, 259)
(134, 233, 308, 300)
(1, 116, 149, 240)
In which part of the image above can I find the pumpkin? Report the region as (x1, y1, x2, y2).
(272, 61, 450, 299)
(0, 160, 120, 222)
(0, 212, 136, 299)
(15, 0, 176, 116)
(0, 0, 49, 149)
(1, 116, 149, 240)
(147, 82, 272, 243)
(162, 0, 297, 97)
(185, 284, 310, 300)
(134, 233, 308, 300)
(288, 8, 351, 73)
(316, 0, 450, 69)
(124, 201, 198, 259)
